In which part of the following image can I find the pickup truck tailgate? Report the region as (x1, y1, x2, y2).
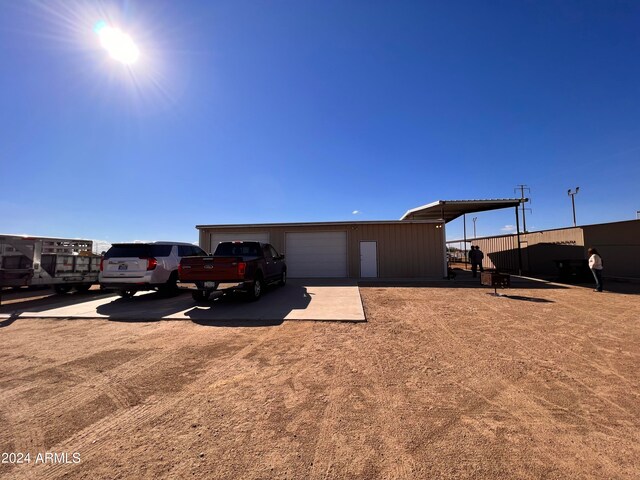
(179, 256, 247, 282)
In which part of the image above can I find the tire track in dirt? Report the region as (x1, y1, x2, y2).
(17, 324, 283, 480)
(307, 359, 345, 480)
(0, 416, 46, 473)
(0, 346, 181, 460)
(1, 323, 224, 460)
(471, 291, 639, 435)
(521, 300, 640, 390)
(475, 294, 639, 419)
(397, 294, 577, 447)
(364, 290, 508, 466)
(420, 313, 530, 438)
(0, 344, 179, 454)
(366, 347, 417, 479)
(0, 320, 167, 391)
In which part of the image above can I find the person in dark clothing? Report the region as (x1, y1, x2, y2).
(469, 245, 478, 277)
(476, 246, 485, 273)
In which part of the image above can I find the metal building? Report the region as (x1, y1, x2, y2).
(470, 219, 640, 280)
(196, 220, 445, 279)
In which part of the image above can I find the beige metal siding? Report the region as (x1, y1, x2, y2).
(521, 228, 585, 274)
(198, 230, 207, 251)
(474, 236, 519, 272)
(197, 222, 444, 278)
(474, 227, 585, 274)
(348, 223, 443, 277)
(583, 220, 640, 279)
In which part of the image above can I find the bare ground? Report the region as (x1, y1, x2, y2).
(1, 281, 639, 479)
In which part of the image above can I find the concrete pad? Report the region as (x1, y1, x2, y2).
(0, 280, 365, 322)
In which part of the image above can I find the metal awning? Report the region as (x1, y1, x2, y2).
(400, 199, 527, 223)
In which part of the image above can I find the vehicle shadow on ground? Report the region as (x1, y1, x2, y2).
(0, 312, 20, 328)
(95, 289, 192, 322)
(0, 289, 114, 315)
(183, 284, 311, 327)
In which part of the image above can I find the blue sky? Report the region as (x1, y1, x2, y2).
(1, 0, 639, 249)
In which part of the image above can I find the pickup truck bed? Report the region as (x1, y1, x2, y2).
(179, 241, 287, 301)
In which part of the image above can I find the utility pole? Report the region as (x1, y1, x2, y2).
(472, 217, 477, 238)
(568, 187, 580, 227)
(514, 185, 531, 233)
(463, 214, 468, 267)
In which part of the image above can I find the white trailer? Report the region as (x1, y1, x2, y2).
(0, 234, 101, 301)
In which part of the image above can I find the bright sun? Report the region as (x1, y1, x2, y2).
(94, 20, 139, 65)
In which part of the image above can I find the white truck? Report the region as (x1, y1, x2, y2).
(0, 234, 101, 302)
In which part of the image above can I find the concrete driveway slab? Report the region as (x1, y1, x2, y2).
(0, 280, 365, 322)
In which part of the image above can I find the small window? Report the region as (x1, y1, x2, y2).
(263, 245, 273, 259)
(193, 246, 207, 256)
(269, 246, 280, 259)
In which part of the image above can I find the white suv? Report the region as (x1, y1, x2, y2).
(99, 242, 207, 298)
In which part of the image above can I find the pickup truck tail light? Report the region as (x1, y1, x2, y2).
(140, 257, 158, 271)
(99, 258, 104, 271)
(237, 262, 246, 276)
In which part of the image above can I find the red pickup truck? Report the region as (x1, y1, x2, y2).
(178, 241, 287, 301)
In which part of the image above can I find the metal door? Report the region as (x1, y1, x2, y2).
(360, 241, 378, 278)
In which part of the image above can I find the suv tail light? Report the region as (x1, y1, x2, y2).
(100, 258, 104, 271)
(237, 262, 246, 276)
(140, 257, 157, 270)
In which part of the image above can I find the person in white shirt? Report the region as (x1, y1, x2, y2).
(587, 247, 603, 292)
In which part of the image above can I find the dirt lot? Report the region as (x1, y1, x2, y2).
(1, 280, 639, 479)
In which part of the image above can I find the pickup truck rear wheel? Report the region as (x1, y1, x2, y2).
(248, 276, 263, 301)
(192, 290, 211, 302)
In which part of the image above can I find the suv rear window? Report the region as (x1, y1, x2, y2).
(104, 244, 173, 258)
(214, 242, 260, 257)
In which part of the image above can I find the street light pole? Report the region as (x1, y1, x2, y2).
(472, 217, 477, 239)
(568, 187, 580, 227)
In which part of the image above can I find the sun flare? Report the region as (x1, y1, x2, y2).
(94, 20, 139, 65)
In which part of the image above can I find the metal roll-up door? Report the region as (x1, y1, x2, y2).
(285, 232, 347, 277)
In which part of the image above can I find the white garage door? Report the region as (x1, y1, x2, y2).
(209, 232, 270, 253)
(285, 232, 348, 278)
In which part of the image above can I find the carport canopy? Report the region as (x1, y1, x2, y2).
(400, 199, 527, 223)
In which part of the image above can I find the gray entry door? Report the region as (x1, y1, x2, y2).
(360, 241, 377, 278)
